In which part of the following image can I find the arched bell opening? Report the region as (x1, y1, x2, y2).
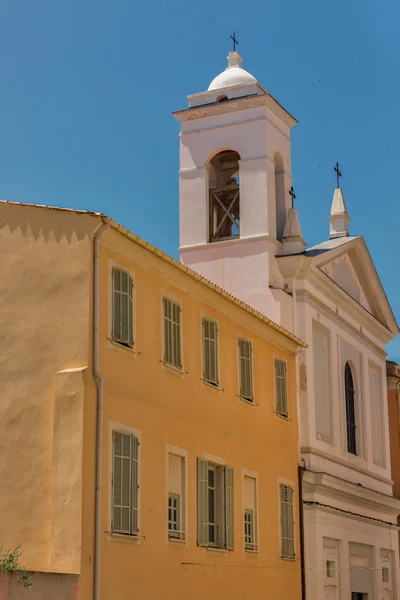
(208, 150, 241, 243)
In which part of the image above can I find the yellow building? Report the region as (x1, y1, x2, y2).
(0, 200, 306, 599)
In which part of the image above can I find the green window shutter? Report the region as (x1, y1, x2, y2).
(239, 339, 253, 401)
(203, 319, 218, 385)
(225, 466, 234, 550)
(112, 431, 122, 532)
(112, 268, 134, 347)
(112, 269, 122, 342)
(280, 484, 294, 558)
(197, 458, 208, 546)
(131, 435, 139, 534)
(164, 298, 182, 368)
(275, 359, 288, 417)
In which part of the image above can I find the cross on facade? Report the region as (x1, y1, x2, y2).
(334, 161, 342, 188)
(289, 185, 296, 208)
(230, 31, 239, 52)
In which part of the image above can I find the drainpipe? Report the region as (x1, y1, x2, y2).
(92, 219, 111, 600)
(298, 464, 306, 600)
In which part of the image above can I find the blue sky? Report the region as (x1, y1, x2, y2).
(1, 0, 399, 358)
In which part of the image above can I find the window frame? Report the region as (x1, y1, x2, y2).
(274, 357, 288, 418)
(197, 455, 234, 551)
(242, 469, 259, 553)
(278, 480, 295, 560)
(201, 316, 219, 387)
(237, 336, 254, 404)
(108, 422, 141, 542)
(108, 261, 136, 355)
(166, 445, 188, 545)
(162, 294, 183, 371)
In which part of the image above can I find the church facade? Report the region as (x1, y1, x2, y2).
(175, 51, 400, 599)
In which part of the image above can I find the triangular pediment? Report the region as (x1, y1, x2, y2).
(309, 237, 398, 333)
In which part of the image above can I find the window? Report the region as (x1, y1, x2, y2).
(163, 297, 182, 369)
(208, 150, 240, 242)
(238, 338, 253, 402)
(280, 483, 295, 559)
(197, 458, 234, 549)
(326, 560, 336, 578)
(202, 318, 219, 386)
(275, 359, 288, 417)
(382, 567, 389, 583)
(112, 268, 133, 348)
(274, 152, 286, 241)
(345, 362, 357, 455)
(112, 431, 139, 535)
(168, 494, 180, 538)
(243, 474, 258, 551)
(167, 452, 185, 540)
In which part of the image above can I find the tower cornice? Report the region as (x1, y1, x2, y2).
(173, 92, 297, 128)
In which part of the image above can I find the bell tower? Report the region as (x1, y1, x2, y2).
(173, 52, 297, 320)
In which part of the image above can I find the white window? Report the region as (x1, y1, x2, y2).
(197, 458, 234, 550)
(167, 452, 186, 540)
(112, 430, 139, 535)
(112, 268, 134, 348)
(275, 358, 288, 417)
(243, 474, 258, 552)
(202, 318, 219, 386)
(163, 297, 182, 368)
(279, 483, 295, 558)
(238, 338, 253, 402)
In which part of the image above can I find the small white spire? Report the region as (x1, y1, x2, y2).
(227, 51, 243, 69)
(329, 188, 350, 239)
(282, 208, 306, 255)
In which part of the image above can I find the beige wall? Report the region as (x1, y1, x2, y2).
(96, 228, 302, 600)
(0, 204, 99, 576)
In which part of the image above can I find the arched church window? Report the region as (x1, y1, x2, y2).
(216, 95, 228, 103)
(274, 152, 286, 241)
(345, 362, 357, 455)
(208, 150, 240, 242)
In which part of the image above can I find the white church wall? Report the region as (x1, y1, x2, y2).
(298, 291, 393, 496)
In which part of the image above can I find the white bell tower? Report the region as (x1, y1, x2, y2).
(174, 52, 298, 319)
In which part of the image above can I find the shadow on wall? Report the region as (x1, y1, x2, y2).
(0, 203, 100, 244)
(0, 572, 79, 600)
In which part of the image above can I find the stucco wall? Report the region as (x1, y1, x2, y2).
(96, 228, 302, 600)
(0, 204, 99, 573)
(0, 572, 79, 600)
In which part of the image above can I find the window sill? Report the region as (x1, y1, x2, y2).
(239, 397, 255, 409)
(107, 532, 141, 544)
(204, 547, 228, 556)
(274, 412, 290, 424)
(167, 536, 187, 546)
(108, 340, 137, 358)
(201, 380, 222, 394)
(244, 548, 259, 555)
(280, 555, 296, 562)
(161, 362, 185, 378)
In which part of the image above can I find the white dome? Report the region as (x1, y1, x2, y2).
(208, 52, 257, 91)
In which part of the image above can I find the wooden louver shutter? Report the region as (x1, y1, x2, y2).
(280, 484, 294, 558)
(131, 435, 139, 534)
(239, 339, 253, 401)
(112, 268, 133, 347)
(164, 298, 182, 368)
(224, 466, 234, 550)
(203, 319, 218, 385)
(112, 431, 138, 536)
(197, 458, 208, 546)
(275, 359, 288, 416)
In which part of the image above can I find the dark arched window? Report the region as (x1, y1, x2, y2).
(345, 362, 357, 455)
